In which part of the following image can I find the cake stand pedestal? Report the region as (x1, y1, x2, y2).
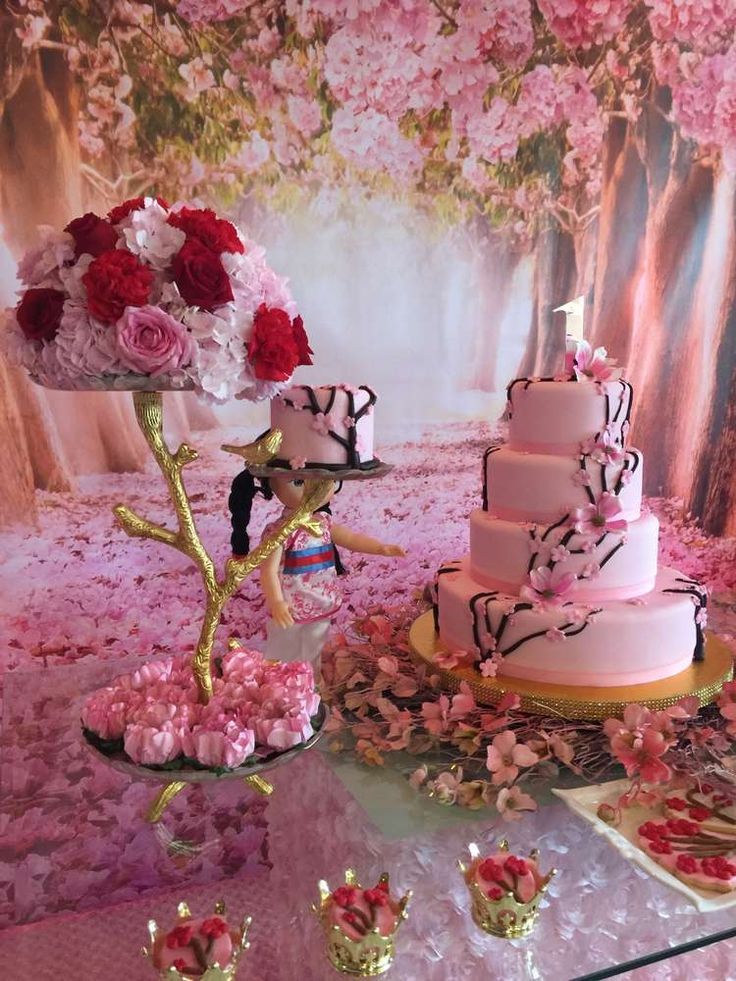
(93, 390, 335, 821)
(409, 611, 732, 721)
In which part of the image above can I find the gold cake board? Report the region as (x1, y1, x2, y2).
(409, 612, 733, 721)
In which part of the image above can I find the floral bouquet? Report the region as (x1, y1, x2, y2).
(3, 196, 312, 402)
(81, 646, 323, 772)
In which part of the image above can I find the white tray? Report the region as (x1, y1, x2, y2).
(553, 778, 736, 913)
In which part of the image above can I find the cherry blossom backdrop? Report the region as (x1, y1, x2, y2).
(1, 0, 735, 534)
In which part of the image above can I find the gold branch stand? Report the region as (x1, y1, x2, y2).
(111, 391, 332, 822)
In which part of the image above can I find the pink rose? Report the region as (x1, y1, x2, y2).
(115, 305, 196, 376)
(124, 721, 181, 765)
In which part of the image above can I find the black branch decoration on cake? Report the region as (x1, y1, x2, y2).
(662, 577, 709, 662)
(279, 384, 377, 470)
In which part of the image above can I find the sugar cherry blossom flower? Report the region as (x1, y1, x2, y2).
(311, 412, 338, 436)
(571, 340, 619, 382)
(582, 427, 624, 465)
(289, 456, 307, 470)
(480, 656, 501, 678)
(435, 648, 476, 670)
(520, 565, 577, 608)
(496, 786, 537, 821)
(486, 731, 539, 785)
(545, 627, 566, 643)
(430, 769, 463, 804)
(573, 492, 628, 536)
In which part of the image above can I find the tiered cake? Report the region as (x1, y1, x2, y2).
(433, 345, 708, 688)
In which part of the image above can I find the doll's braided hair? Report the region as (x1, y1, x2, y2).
(228, 471, 346, 575)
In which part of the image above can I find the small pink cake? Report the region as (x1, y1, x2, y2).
(470, 851, 546, 904)
(327, 880, 400, 942)
(154, 916, 236, 976)
(270, 383, 378, 471)
(638, 818, 736, 893)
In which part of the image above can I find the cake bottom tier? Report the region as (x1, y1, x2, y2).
(436, 560, 706, 688)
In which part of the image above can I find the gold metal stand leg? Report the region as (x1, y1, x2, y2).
(146, 780, 188, 823)
(243, 775, 274, 796)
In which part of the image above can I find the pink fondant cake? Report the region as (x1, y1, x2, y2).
(433, 345, 708, 688)
(270, 383, 378, 470)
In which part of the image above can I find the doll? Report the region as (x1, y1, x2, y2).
(229, 470, 405, 664)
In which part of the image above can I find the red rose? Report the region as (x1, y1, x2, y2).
(246, 304, 302, 382)
(107, 196, 170, 224)
(64, 212, 119, 259)
(171, 239, 233, 311)
(291, 314, 313, 366)
(82, 249, 154, 324)
(16, 288, 65, 342)
(168, 207, 244, 254)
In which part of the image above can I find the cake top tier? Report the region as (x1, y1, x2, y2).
(507, 377, 633, 456)
(270, 383, 378, 471)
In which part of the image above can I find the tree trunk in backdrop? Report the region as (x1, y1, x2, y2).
(518, 226, 577, 377)
(593, 94, 735, 535)
(0, 50, 216, 527)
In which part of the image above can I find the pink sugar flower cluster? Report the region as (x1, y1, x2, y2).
(603, 703, 695, 784)
(3, 197, 310, 404)
(81, 646, 320, 769)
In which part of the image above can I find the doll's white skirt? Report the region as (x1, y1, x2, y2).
(264, 618, 330, 664)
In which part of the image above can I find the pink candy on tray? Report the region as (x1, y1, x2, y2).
(81, 645, 321, 770)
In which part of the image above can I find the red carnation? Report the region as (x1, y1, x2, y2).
(107, 196, 170, 224)
(246, 304, 303, 382)
(82, 249, 153, 324)
(291, 314, 313, 366)
(64, 212, 119, 259)
(168, 207, 244, 254)
(16, 288, 65, 342)
(171, 239, 233, 311)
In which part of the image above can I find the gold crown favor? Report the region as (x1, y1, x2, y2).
(313, 869, 411, 976)
(143, 901, 251, 980)
(458, 841, 556, 939)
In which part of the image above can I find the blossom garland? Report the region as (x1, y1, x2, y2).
(3, 197, 312, 403)
(322, 603, 736, 822)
